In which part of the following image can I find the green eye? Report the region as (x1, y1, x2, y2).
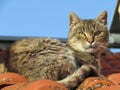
(94, 31, 101, 35)
(76, 33, 86, 40)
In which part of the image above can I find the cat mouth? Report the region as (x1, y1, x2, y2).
(86, 47, 94, 51)
(84, 45, 96, 52)
(86, 45, 95, 49)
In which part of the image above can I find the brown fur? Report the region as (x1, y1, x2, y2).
(6, 11, 109, 90)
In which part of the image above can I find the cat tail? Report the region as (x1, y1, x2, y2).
(57, 65, 99, 90)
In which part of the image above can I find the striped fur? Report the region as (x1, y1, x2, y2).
(7, 11, 109, 90)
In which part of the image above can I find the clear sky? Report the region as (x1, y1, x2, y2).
(0, 0, 117, 37)
(0, 0, 119, 52)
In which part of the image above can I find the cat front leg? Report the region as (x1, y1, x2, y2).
(58, 64, 99, 90)
(0, 62, 8, 73)
(0, 49, 8, 73)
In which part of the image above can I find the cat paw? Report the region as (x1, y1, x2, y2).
(0, 63, 8, 73)
(81, 65, 99, 77)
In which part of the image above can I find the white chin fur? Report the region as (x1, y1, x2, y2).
(85, 48, 94, 53)
(70, 43, 95, 53)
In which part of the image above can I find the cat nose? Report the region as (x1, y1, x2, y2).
(88, 41, 95, 48)
(86, 35, 94, 44)
(88, 39, 94, 44)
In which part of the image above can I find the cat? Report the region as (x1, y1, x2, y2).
(6, 11, 109, 90)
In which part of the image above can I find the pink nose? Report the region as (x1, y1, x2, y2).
(88, 39, 94, 44)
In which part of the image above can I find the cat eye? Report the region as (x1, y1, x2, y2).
(76, 34, 86, 40)
(94, 31, 101, 35)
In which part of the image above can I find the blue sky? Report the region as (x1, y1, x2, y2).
(0, 0, 117, 37)
(0, 0, 119, 52)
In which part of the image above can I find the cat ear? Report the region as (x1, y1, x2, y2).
(70, 12, 80, 28)
(95, 11, 107, 26)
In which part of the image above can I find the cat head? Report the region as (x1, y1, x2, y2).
(68, 11, 109, 53)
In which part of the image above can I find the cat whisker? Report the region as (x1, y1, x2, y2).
(95, 42, 111, 55)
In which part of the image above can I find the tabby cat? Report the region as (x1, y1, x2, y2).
(6, 11, 109, 90)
